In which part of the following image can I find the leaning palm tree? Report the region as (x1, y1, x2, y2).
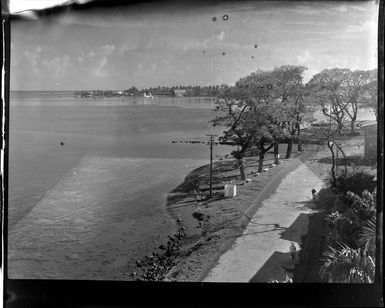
(359, 217, 376, 254)
(319, 242, 375, 283)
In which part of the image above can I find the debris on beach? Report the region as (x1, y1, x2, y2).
(131, 219, 187, 281)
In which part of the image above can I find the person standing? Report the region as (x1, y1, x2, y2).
(311, 188, 317, 200)
(290, 243, 297, 261)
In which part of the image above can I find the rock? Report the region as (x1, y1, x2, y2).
(193, 211, 205, 221)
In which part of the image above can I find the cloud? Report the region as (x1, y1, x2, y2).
(295, 49, 373, 82)
(42, 54, 70, 79)
(331, 20, 377, 40)
(285, 21, 328, 26)
(93, 45, 116, 77)
(296, 50, 311, 65)
(22, 46, 43, 75)
(294, 3, 370, 16)
(345, 20, 377, 33)
(217, 31, 225, 41)
(181, 31, 226, 52)
(10, 1, 378, 90)
(182, 38, 210, 51)
(74, 44, 116, 77)
(77, 50, 96, 63)
(100, 44, 115, 54)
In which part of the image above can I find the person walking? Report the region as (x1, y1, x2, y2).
(290, 242, 297, 261)
(311, 188, 317, 200)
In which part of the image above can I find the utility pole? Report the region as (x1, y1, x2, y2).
(206, 134, 218, 198)
(171, 134, 219, 199)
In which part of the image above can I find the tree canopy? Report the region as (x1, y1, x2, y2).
(212, 65, 309, 175)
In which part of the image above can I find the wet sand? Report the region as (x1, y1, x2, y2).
(8, 156, 206, 279)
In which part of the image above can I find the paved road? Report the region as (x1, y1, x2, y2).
(203, 158, 326, 282)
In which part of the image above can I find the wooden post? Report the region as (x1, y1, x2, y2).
(206, 134, 218, 198)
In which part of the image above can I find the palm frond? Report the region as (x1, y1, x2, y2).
(359, 217, 376, 253)
(319, 242, 375, 283)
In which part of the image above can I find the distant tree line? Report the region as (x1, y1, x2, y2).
(74, 85, 229, 98)
(143, 85, 228, 96)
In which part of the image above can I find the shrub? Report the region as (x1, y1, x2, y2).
(345, 190, 376, 222)
(325, 211, 358, 248)
(325, 191, 376, 249)
(333, 170, 376, 195)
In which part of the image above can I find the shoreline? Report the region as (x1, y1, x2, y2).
(122, 133, 369, 282)
(129, 149, 305, 281)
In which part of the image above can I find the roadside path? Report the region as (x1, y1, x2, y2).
(203, 158, 326, 282)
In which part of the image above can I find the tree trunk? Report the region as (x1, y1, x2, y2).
(286, 137, 293, 159)
(237, 158, 246, 180)
(336, 143, 348, 178)
(297, 126, 302, 152)
(327, 141, 336, 186)
(257, 150, 264, 173)
(337, 121, 343, 134)
(274, 142, 279, 165)
(350, 118, 356, 135)
(257, 140, 265, 173)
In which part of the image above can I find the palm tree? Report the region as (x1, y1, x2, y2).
(319, 242, 375, 283)
(359, 217, 376, 254)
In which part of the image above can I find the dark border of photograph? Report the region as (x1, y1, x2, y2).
(2, 0, 383, 307)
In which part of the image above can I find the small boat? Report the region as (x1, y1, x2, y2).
(144, 92, 155, 99)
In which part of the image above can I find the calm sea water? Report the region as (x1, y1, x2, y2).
(8, 92, 229, 279)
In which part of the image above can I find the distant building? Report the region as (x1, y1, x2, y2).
(362, 122, 377, 161)
(173, 89, 186, 97)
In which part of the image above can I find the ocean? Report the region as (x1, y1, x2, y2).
(7, 92, 229, 279)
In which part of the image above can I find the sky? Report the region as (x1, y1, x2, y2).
(9, 0, 379, 90)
